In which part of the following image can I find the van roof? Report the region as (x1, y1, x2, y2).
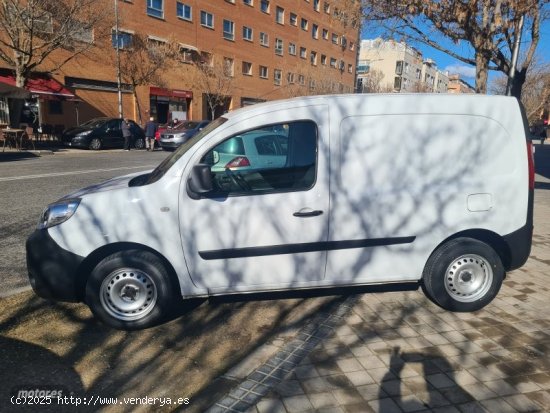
(224, 93, 518, 123)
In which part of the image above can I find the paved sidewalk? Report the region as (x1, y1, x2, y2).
(208, 185, 550, 413)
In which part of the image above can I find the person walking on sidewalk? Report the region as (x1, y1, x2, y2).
(122, 118, 132, 151)
(144, 117, 158, 151)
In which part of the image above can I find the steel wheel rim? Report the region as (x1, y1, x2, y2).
(444, 254, 493, 302)
(90, 139, 100, 150)
(99, 268, 158, 321)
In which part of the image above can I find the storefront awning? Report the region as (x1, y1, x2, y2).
(0, 72, 76, 99)
(150, 86, 193, 99)
(0, 81, 31, 99)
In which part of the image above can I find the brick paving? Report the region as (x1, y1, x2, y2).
(209, 176, 550, 412)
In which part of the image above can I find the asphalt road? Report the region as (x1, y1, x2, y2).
(0, 148, 170, 294)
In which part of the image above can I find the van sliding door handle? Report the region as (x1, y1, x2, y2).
(293, 209, 324, 217)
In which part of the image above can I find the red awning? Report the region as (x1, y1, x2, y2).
(150, 86, 193, 99)
(0, 73, 75, 99)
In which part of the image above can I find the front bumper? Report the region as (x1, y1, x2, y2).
(160, 140, 183, 149)
(26, 229, 85, 302)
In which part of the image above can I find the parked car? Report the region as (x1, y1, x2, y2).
(154, 119, 188, 141)
(27, 94, 533, 330)
(206, 131, 288, 173)
(62, 118, 146, 150)
(159, 120, 210, 150)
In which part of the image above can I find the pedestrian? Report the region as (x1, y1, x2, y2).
(170, 117, 179, 129)
(144, 116, 158, 151)
(122, 118, 132, 151)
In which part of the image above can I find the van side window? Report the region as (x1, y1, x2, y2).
(200, 120, 317, 195)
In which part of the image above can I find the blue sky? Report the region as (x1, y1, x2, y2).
(361, 17, 550, 87)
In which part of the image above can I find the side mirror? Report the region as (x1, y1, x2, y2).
(187, 164, 213, 199)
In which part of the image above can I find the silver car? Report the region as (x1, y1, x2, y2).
(160, 120, 210, 150)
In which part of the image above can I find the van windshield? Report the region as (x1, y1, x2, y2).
(144, 117, 228, 185)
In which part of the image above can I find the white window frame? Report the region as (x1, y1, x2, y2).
(259, 65, 269, 79)
(260, 32, 269, 47)
(223, 19, 235, 40)
(243, 26, 253, 41)
(200, 11, 214, 28)
(274, 69, 282, 85)
(288, 42, 296, 55)
(147, 0, 164, 19)
(242, 61, 253, 76)
(176, 2, 192, 21)
(275, 38, 283, 55)
(275, 6, 284, 24)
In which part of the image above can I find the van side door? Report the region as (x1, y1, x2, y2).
(179, 107, 330, 293)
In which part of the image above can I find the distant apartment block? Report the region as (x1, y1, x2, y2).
(447, 74, 476, 94)
(357, 38, 449, 93)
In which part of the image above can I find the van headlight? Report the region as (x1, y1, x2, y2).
(37, 199, 81, 229)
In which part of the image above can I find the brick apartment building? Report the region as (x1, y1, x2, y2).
(0, 0, 359, 129)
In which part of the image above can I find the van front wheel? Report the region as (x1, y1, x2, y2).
(85, 250, 177, 329)
(422, 238, 504, 312)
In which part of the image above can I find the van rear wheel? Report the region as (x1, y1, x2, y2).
(85, 250, 178, 330)
(422, 238, 504, 312)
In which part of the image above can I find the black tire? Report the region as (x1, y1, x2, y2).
(89, 138, 102, 150)
(134, 137, 145, 150)
(421, 237, 504, 312)
(85, 250, 179, 330)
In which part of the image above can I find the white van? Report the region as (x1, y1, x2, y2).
(27, 94, 534, 329)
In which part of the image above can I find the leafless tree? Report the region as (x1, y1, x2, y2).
(490, 58, 550, 123)
(364, 0, 549, 98)
(0, 0, 112, 87)
(191, 55, 235, 120)
(119, 33, 176, 124)
(358, 68, 386, 93)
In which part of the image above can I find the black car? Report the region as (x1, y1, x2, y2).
(62, 118, 146, 150)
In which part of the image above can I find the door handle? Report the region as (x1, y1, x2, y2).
(293, 209, 323, 217)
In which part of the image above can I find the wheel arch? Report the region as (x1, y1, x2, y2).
(75, 242, 181, 301)
(427, 229, 511, 273)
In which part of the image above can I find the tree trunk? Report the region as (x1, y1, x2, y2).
(510, 68, 527, 100)
(474, 51, 489, 94)
(15, 64, 27, 88)
(133, 89, 143, 125)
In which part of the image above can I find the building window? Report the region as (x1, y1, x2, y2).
(176, 2, 192, 21)
(243, 0, 253, 5)
(200, 51, 213, 67)
(243, 26, 253, 41)
(300, 47, 307, 59)
(287, 72, 295, 84)
(224, 57, 234, 77)
(298, 74, 305, 85)
(180, 47, 199, 64)
(288, 42, 296, 55)
(348, 64, 353, 73)
(242, 61, 253, 76)
(313, 0, 320, 11)
(330, 57, 337, 68)
(321, 54, 327, 65)
(323, 1, 330, 13)
(301, 18, 308, 31)
(71, 23, 94, 43)
(331, 33, 339, 44)
(200, 11, 214, 28)
(275, 38, 283, 55)
(349, 41, 355, 51)
(147, 0, 164, 18)
(112, 30, 133, 49)
(289, 13, 297, 26)
(275, 6, 284, 24)
(260, 0, 269, 13)
(259, 65, 268, 79)
(274, 69, 282, 85)
(223, 19, 234, 40)
(395, 61, 403, 75)
(310, 51, 317, 65)
(312, 24, 318, 39)
(322, 28, 328, 40)
(260, 32, 269, 46)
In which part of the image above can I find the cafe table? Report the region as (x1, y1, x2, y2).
(1, 128, 25, 151)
